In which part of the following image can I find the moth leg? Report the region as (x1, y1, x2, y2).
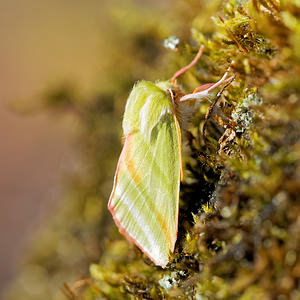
(170, 45, 205, 84)
(202, 75, 236, 143)
(192, 83, 216, 93)
(180, 72, 234, 102)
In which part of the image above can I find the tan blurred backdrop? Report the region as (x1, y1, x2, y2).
(0, 0, 106, 293)
(0, 0, 177, 296)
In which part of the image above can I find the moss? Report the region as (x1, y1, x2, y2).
(82, 1, 299, 299)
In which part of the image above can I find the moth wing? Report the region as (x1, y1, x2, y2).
(108, 105, 181, 267)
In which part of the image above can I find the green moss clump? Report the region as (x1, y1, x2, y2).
(81, 1, 299, 299)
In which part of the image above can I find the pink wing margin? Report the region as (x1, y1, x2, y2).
(108, 93, 182, 267)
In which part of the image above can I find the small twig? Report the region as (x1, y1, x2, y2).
(203, 75, 235, 143)
(218, 16, 247, 54)
(61, 287, 73, 300)
(62, 283, 77, 300)
(71, 278, 110, 300)
(85, 279, 110, 300)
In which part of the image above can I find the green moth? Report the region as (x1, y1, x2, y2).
(108, 46, 232, 267)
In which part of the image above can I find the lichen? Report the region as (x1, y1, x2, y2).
(232, 92, 262, 132)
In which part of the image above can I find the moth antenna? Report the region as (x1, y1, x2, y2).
(171, 45, 205, 84)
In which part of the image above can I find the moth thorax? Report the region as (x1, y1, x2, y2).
(169, 87, 185, 104)
(169, 87, 196, 131)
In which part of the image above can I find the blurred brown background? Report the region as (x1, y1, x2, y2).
(0, 0, 179, 297)
(0, 0, 173, 296)
(0, 0, 105, 294)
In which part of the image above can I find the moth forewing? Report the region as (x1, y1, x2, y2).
(108, 81, 181, 267)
